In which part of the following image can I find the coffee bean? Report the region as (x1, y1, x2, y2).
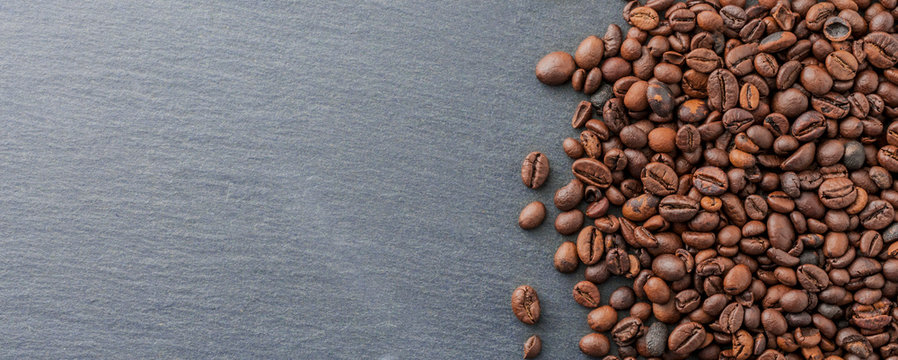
(707, 69, 738, 111)
(511, 285, 540, 324)
(859, 199, 894, 230)
(611, 316, 644, 346)
(716, 303, 744, 334)
(572, 158, 612, 188)
(535, 52, 576, 85)
(739, 83, 759, 111)
(818, 177, 857, 209)
(722, 108, 754, 134)
(668, 321, 706, 354)
(693, 166, 729, 196)
(523, 335, 541, 359)
(573, 280, 601, 308)
(759, 31, 797, 53)
(629, 7, 660, 30)
(571, 100, 593, 129)
(580, 333, 611, 357)
(588, 305, 618, 332)
(724, 264, 752, 295)
(518, 201, 546, 230)
(606, 248, 631, 276)
(864, 32, 898, 69)
(575, 36, 605, 69)
(646, 81, 674, 118)
(554, 241, 579, 273)
(521, 152, 549, 189)
(555, 209, 584, 235)
(577, 226, 605, 265)
(825, 50, 859, 81)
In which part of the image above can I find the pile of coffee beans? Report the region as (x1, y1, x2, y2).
(513, 0, 898, 359)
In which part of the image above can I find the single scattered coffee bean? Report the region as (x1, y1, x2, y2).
(518, 201, 546, 230)
(521, 152, 549, 189)
(535, 52, 576, 85)
(580, 333, 611, 357)
(523, 334, 541, 359)
(629, 7, 660, 30)
(575, 35, 605, 69)
(573, 280, 601, 308)
(511, 285, 540, 324)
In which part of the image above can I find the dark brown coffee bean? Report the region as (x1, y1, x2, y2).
(603, 24, 622, 57)
(588, 305, 618, 332)
(554, 179, 583, 211)
(685, 48, 721, 73)
(796, 264, 829, 292)
(693, 166, 728, 196)
(652, 253, 686, 281)
(577, 226, 605, 265)
(563, 137, 584, 159)
(573, 280, 601, 308)
(811, 93, 849, 120)
(759, 31, 797, 53)
(724, 264, 752, 295)
(580, 333, 611, 357)
(611, 316, 644, 346)
(518, 201, 546, 230)
(859, 199, 895, 230)
(775, 60, 802, 90)
(864, 32, 898, 69)
(825, 50, 859, 81)
(572, 100, 593, 129)
(575, 35, 605, 69)
(739, 83, 759, 111)
(555, 209, 584, 235)
(877, 145, 898, 172)
(511, 285, 540, 324)
(800, 65, 833, 96)
(630, 6, 660, 30)
(535, 52, 576, 85)
(716, 303, 744, 334)
(643, 276, 671, 304)
(572, 158, 612, 188)
(818, 177, 857, 209)
(722, 108, 753, 134)
(641, 162, 678, 196)
(725, 43, 758, 77)
(554, 241, 579, 273)
(646, 81, 674, 118)
(521, 152, 549, 189)
(823, 16, 852, 42)
(523, 334, 541, 359)
(622, 193, 659, 221)
(707, 69, 738, 111)
(667, 321, 706, 354)
(658, 194, 699, 222)
(606, 248, 630, 276)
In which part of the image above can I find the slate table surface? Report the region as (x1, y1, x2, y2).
(1, 1, 631, 358)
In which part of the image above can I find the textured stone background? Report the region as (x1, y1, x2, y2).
(0, 1, 629, 358)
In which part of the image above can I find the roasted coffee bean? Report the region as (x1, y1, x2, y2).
(512, 285, 540, 324)
(640, 162, 678, 196)
(685, 48, 721, 73)
(536, 51, 576, 85)
(580, 333, 611, 357)
(863, 32, 898, 68)
(555, 209, 584, 235)
(716, 302, 745, 334)
(693, 166, 728, 195)
(668, 321, 706, 354)
(739, 83, 759, 110)
(518, 201, 546, 230)
(759, 31, 797, 53)
(573, 280, 601, 308)
(522, 152, 549, 189)
(572, 158, 612, 188)
(575, 36, 605, 69)
(523, 335, 541, 359)
(646, 81, 674, 118)
(571, 100, 593, 129)
(588, 305, 618, 332)
(658, 194, 699, 222)
(611, 316, 644, 346)
(859, 199, 894, 230)
(707, 69, 738, 111)
(826, 50, 859, 81)
(554, 241, 579, 273)
(630, 6, 660, 30)
(577, 226, 605, 265)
